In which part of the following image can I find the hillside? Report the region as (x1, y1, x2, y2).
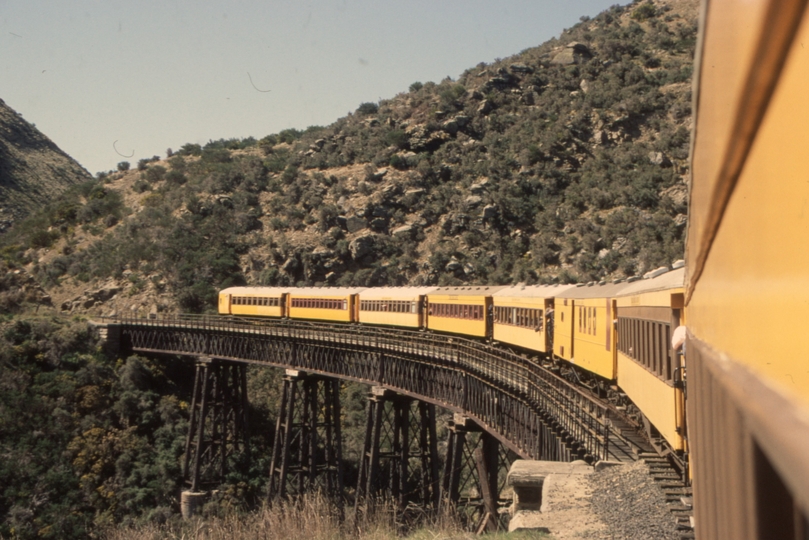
(0, 99, 92, 233)
(0, 0, 698, 317)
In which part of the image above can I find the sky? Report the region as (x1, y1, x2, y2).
(1, 0, 621, 175)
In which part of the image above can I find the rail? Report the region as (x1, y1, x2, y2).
(96, 313, 632, 462)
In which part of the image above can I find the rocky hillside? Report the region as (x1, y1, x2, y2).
(0, 0, 698, 317)
(0, 99, 92, 233)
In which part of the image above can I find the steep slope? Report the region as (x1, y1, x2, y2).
(0, 99, 92, 232)
(0, 0, 698, 317)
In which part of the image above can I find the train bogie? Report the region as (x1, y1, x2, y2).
(426, 286, 506, 338)
(357, 287, 437, 328)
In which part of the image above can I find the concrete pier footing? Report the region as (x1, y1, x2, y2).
(181, 491, 208, 519)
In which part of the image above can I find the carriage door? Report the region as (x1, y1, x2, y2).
(220, 293, 232, 315)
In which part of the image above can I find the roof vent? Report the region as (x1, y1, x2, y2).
(643, 266, 669, 279)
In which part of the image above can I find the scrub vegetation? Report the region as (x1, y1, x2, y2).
(0, 0, 696, 537)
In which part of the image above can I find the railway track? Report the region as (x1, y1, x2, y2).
(637, 453, 695, 539)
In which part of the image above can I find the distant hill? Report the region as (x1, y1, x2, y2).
(0, 99, 92, 232)
(0, 0, 698, 317)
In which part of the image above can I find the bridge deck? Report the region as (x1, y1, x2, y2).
(94, 314, 646, 464)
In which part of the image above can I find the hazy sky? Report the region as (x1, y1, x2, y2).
(1, 0, 620, 175)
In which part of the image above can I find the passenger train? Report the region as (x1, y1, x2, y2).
(219, 265, 689, 466)
(218, 1, 809, 535)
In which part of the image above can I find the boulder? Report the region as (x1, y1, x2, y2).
(345, 215, 367, 233)
(281, 257, 300, 274)
(349, 234, 376, 260)
(470, 179, 490, 194)
(369, 167, 388, 181)
(312, 246, 335, 259)
(426, 130, 451, 148)
(91, 286, 122, 302)
(477, 100, 494, 115)
(592, 130, 608, 145)
(465, 195, 483, 207)
(483, 204, 498, 220)
(551, 42, 593, 65)
(369, 217, 388, 231)
(648, 151, 672, 167)
(510, 63, 534, 74)
(445, 259, 463, 273)
(580, 79, 590, 94)
(441, 119, 459, 135)
(392, 224, 416, 238)
(454, 115, 471, 127)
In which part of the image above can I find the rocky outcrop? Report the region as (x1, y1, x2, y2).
(60, 286, 122, 312)
(349, 233, 377, 260)
(551, 42, 593, 65)
(0, 99, 92, 231)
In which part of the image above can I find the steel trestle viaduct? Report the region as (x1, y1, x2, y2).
(94, 314, 638, 525)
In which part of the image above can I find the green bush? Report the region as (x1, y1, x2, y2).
(165, 170, 187, 185)
(632, 2, 657, 21)
(356, 102, 379, 115)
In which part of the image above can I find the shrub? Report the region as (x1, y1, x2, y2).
(117, 161, 130, 172)
(143, 165, 167, 183)
(29, 229, 57, 249)
(165, 170, 187, 185)
(202, 147, 232, 163)
(409, 81, 423, 92)
(277, 129, 302, 144)
(177, 143, 202, 156)
(632, 2, 657, 21)
(356, 102, 379, 115)
(385, 129, 409, 149)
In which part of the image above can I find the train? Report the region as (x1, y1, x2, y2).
(218, 1, 809, 536)
(219, 265, 689, 466)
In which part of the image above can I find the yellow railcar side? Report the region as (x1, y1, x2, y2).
(359, 308, 422, 328)
(492, 285, 575, 354)
(554, 298, 575, 360)
(570, 296, 616, 380)
(492, 296, 547, 352)
(218, 287, 288, 317)
(615, 268, 685, 451)
(555, 282, 628, 376)
(427, 286, 506, 338)
(358, 287, 437, 329)
(287, 287, 366, 323)
(686, 2, 809, 535)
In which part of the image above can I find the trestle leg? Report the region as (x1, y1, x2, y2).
(267, 370, 344, 504)
(354, 387, 440, 519)
(441, 414, 513, 532)
(182, 357, 250, 502)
